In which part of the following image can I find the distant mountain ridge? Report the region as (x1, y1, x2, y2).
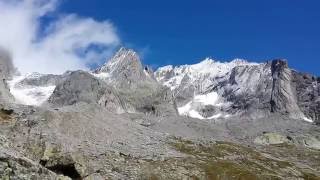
(155, 56, 319, 123)
(5, 47, 320, 124)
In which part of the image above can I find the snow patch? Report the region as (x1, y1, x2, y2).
(193, 92, 219, 106)
(144, 69, 151, 78)
(177, 102, 192, 117)
(92, 72, 111, 79)
(303, 117, 313, 123)
(177, 91, 226, 120)
(208, 113, 222, 119)
(8, 76, 56, 106)
(188, 110, 205, 119)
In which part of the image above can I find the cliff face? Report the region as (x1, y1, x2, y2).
(292, 71, 320, 124)
(270, 60, 305, 119)
(268, 60, 319, 123)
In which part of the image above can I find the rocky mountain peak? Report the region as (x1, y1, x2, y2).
(94, 47, 157, 88)
(271, 59, 289, 75)
(115, 47, 138, 58)
(95, 47, 141, 74)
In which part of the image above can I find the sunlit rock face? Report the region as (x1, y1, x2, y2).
(156, 58, 319, 122)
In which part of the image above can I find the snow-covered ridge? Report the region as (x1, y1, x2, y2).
(155, 58, 260, 90)
(155, 58, 261, 120)
(5, 49, 316, 123)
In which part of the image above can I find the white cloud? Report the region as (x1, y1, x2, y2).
(0, 0, 120, 74)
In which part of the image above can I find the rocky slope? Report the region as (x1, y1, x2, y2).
(1, 47, 320, 179)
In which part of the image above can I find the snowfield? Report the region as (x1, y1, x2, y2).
(178, 92, 226, 119)
(156, 58, 259, 91)
(8, 75, 56, 106)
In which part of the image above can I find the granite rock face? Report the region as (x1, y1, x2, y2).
(270, 60, 305, 119)
(216, 62, 273, 118)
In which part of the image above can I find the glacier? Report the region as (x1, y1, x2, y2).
(8, 74, 56, 106)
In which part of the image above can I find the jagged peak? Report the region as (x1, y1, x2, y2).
(198, 57, 251, 66)
(107, 47, 140, 66)
(114, 47, 138, 58)
(271, 59, 289, 75)
(230, 58, 251, 64)
(157, 65, 174, 72)
(156, 57, 259, 74)
(271, 59, 288, 67)
(95, 47, 141, 74)
(93, 47, 158, 87)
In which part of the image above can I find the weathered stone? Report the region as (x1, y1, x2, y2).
(303, 137, 320, 150)
(254, 133, 292, 145)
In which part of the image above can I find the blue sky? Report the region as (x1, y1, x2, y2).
(52, 0, 320, 75)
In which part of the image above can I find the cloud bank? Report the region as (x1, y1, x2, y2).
(0, 0, 120, 74)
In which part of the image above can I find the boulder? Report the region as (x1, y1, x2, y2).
(254, 133, 292, 145)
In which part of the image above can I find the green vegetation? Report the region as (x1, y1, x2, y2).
(167, 137, 320, 180)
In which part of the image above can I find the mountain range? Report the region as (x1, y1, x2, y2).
(0, 47, 320, 179)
